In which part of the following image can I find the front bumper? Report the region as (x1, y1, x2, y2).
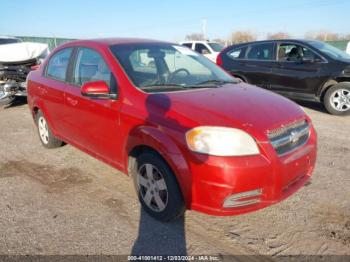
(188, 126, 317, 216)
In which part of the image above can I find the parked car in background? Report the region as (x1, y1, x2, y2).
(27, 38, 317, 222)
(180, 40, 224, 62)
(217, 39, 350, 115)
(347, 41, 350, 54)
(0, 36, 49, 104)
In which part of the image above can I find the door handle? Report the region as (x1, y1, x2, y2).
(67, 97, 78, 106)
(37, 86, 47, 95)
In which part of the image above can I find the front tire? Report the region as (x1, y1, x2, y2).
(324, 83, 350, 115)
(130, 152, 185, 222)
(36, 111, 63, 148)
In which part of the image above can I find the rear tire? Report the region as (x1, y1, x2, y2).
(324, 83, 350, 116)
(36, 111, 63, 148)
(130, 152, 185, 222)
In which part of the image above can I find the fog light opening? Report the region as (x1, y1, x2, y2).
(223, 189, 262, 208)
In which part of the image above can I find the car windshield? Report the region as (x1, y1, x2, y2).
(308, 41, 350, 60)
(0, 38, 21, 45)
(110, 43, 237, 92)
(208, 43, 225, 52)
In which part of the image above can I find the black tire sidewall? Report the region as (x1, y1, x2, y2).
(131, 152, 185, 222)
(324, 84, 350, 116)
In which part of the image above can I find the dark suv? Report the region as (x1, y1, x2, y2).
(217, 39, 350, 115)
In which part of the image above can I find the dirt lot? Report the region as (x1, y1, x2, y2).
(0, 99, 349, 259)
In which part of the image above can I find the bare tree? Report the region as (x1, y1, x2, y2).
(305, 30, 340, 41)
(230, 31, 257, 44)
(267, 32, 291, 40)
(185, 33, 205, 41)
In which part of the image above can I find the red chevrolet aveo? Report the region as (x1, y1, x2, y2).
(27, 38, 317, 221)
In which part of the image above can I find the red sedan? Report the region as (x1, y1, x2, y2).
(27, 38, 317, 221)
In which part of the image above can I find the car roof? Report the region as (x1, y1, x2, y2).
(59, 38, 172, 48)
(229, 39, 320, 47)
(180, 40, 216, 44)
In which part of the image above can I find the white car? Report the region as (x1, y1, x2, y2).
(347, 41, 350, 54)
(0, 36, 49, 104)
(180, 41, 225, 62)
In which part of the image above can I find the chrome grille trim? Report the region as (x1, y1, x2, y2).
(268, 120, 310, 156)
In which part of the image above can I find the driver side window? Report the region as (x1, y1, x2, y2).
(278, 43, 321, 62)
(73, 48, 112, 87)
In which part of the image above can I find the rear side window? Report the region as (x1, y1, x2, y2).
(227, 46, 246, 59)
(46, 48, 73, 81)
(246, 43, 274, 60)
(73, 48, 112, 87)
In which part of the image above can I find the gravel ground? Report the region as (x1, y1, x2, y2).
(0, 98, 349, 259)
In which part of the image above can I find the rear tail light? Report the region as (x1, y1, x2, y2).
(216, 54, 223, 67)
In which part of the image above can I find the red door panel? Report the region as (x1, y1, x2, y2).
(62, 85, 122, 166)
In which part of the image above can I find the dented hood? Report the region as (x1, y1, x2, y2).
(0, 42, 49, 63)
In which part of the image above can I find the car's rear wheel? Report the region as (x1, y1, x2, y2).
(36, 111, 63, 148)
(130, 152, 185, 222)
(324, 84, 350, 115)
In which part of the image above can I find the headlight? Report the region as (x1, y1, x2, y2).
(342, 66, 350, 76)
(185, 126, 260, 156)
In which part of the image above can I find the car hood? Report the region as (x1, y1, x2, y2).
(0, 42, 49, 63)
(154, 83, 306, 141)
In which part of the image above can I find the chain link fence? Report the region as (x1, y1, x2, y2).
(16, 36, 76, 51)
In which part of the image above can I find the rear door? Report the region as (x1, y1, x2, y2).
(270, 42, 325, 96)
(40, 47, 73, 135)
(62, 47, 122, 166)
(239, 42, 275, 89)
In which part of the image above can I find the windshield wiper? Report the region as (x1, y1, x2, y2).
(140, 83, 187, 90)
(192, 80, 237, 87)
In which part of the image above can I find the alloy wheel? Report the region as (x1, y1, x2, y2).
(330, 89, 350, 112)
(38, 116, 49, 144)
(137, 163, 168, 212)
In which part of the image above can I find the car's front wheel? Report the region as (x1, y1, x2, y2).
(36, 111, 64, 148)
(324, 84, 350, 115)
(130, 152, 185, 222)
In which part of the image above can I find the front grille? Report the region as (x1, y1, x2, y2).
(268, 119, 310, 156)
(0, 59, 38, 82)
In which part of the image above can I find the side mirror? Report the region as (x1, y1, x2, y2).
(81, 81, 116, 99)
(201, 49, 210, 55)
(300, 57, 314, 64)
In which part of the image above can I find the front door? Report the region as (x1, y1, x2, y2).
(62, 47, 122, 166)
(270, 42, 325, 97)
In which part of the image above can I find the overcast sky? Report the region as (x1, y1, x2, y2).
(0, 0, 348, 41)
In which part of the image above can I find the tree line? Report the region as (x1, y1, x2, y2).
(185, 30, 350, 45)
